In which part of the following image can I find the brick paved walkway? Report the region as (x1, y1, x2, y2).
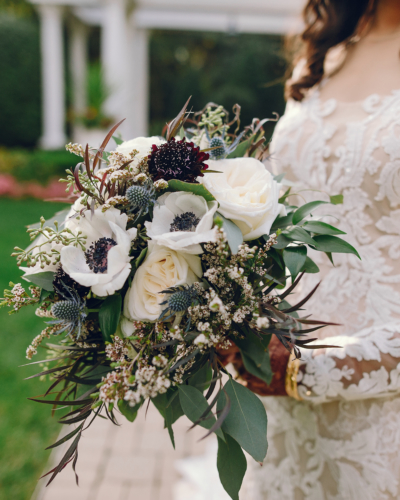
(32, 403, 208, 500)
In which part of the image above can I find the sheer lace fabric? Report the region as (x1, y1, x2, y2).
(243, 51, 400, 498)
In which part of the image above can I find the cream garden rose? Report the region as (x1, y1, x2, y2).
(198, 157, 283, 241)
(116, 136, 166, 162)
(122, 242, 202, 329)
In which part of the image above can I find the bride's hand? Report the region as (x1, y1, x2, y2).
(217, 335, 291, 396)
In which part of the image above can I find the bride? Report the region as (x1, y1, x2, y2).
(176, 0, 400, 499)
(240, 0, 400, 499)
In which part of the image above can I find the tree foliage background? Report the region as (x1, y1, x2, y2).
(0, 2, 287, 148)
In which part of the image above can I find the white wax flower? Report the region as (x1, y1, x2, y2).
(198, 158, 283, 241)
(60, 208, 137, 296)
(145, 191, 218, 254)
(116, 136, 166, 162)
(122, 241, 202, 326)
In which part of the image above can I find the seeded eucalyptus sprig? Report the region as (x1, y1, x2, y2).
(12, 217, 87, 268)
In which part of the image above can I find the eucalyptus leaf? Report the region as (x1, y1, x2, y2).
(188, 362, 212, 389)
(312, 235, 361, 259)
(302, 221, 346, 236)
(292, 201, 329, 225)
(168, 179, 216, 202)
(98, 294, 122, 342)
(283, 246, 307, 278)
(241, 351, 272, 385)
(178, 385, 224, 440)
(217, 434, 247, 500)
(214, 212, 243, 254)
(118, 400, 141, 423)
(152, 388, 183, 427)
(23, 271, 55, 291)
(168, 426, 175, 449)
(218, 378, 268, 462)
(235, 330, 272, 385)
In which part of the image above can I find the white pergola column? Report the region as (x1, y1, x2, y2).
(69, 19, 88, 117)
(101, 0, 128, 133)
(37, 4, 67, 150)
(126, 23, 149, 138)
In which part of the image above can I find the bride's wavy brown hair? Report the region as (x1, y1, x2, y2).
(287, 0, 378, 101)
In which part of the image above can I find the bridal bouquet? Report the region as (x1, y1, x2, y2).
(2, 100, 359, 499)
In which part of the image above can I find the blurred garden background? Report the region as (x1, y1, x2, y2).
(0, 0, 290, 499)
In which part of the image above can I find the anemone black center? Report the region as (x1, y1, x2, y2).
(85, 237, 117, 274)
(170, 212, 200, 232)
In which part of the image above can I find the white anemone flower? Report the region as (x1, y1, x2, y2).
(61, 208, 137, 296)
(145, 191, 218, 254)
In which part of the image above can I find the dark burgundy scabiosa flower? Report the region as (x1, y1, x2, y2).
(148, 138, 209, 183)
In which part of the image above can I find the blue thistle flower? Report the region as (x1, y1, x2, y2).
(206, 127, 247, 160)
(126, 179, 157, 217)
(48, 282, 87, 339)
(158, 285, 199, 326)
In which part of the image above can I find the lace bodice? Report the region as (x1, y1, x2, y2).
(238, 85, 400, 500)
(272, 87, 400, 404)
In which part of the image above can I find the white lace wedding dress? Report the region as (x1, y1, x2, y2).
(175, 50, 400, 500)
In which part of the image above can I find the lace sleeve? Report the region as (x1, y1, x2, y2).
(298, 323, 400, 403)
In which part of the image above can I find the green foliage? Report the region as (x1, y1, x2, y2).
(168, 179, 216, 202)
(217, 378, 268, 462)
(235, 329, 272, 385)
(0, 14, 41, 147)
(214, 212, 243, 254)
(0, 0, 34, 17)
(292, 201, 329, 226)
(217, 434, 247, 500)
(149, 31, 286, 138)
(24, 271, 55, 291)
(178, 385, 224, 439)
(188, 362, 212, 389)
(78, 62, 113, 129)
(0, 148, 77, 183)
(99, 294, 122, 342)
(118, 400, 141, 423)
(226, 137, 254, 159)
(0, 198, 66, 500)
(312, 235, 361, 259)
(302, 221, 346, 236)
(152, 388, 184, 427)
(268, 196, 360, 276)
(283, 246, 307, 278)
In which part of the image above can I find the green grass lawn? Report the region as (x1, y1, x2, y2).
(0, 198, 68, 500)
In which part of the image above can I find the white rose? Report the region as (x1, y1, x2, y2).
(198, 158, 283, 241)
(122, 241, 202, 325)
(60, 207, 137, 296)
(145, 191, 218, 254)
(116, 136, 166, 162)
